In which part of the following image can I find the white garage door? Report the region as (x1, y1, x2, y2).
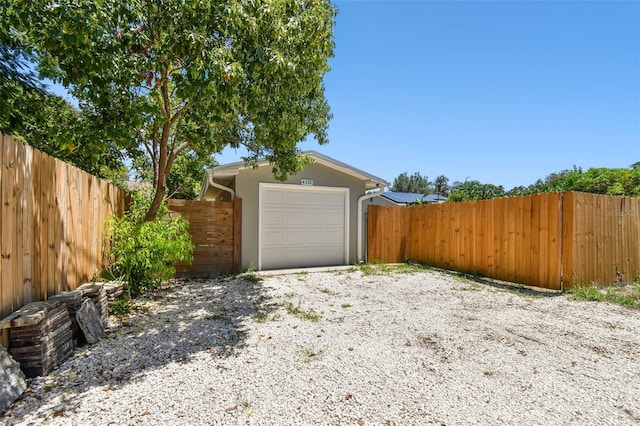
(259, 183, 349, 270)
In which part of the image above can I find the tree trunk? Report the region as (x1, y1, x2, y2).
(144, 181, 167, 222)
(143, 121, 172, 222)
(142, 80, 191, 222)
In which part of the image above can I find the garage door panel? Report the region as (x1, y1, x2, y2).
(262, 209, 285, 225)
(260, 184, 348, 270)
(285, 228, 343, 245)
(306, 211, 343, 226)
(262, 229, 285, 246)
(285, 191, 308, 205)
(283, 210, 306, 225)
(307, 192, 344, 206)
(263, 227, 343, 246)
(262, 247, 344, 268)
(263, 190, 285, 205)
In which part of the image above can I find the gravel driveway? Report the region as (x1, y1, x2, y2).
(3, 267, 640, 425)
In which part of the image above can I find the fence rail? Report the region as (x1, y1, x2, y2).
(167, 198, 242, 276)
(368, 192, 640, 290)
(1, 134, 125, 345)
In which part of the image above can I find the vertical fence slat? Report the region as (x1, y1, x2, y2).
(538, 194, 550, 287)
(529, 194, 541, 287)
(0, 136, 4, 348)
(2, 135, 17, 315)
(22, 144, 34, 305)
(14, 139, 25, 310)
(505, 197, 516, 283)
(38, 149, 48, 301)
(521, 195, 532, 285)
(553, 193, 562, 288)
(0, 135, 4, 322)
(479, 200, 491, 277)
(561, 192, 574, 290)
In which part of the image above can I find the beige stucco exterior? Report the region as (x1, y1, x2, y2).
(201, 153, 387, 270)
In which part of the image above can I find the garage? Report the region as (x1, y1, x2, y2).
(200, 150, 388, 271)
(259, 183, 349, 270)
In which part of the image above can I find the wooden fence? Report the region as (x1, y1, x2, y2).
(1, 134, 125, 345)
(167, 198, 242, 276)
(563, 192, 640, 287)
(368, 192, 640, 291)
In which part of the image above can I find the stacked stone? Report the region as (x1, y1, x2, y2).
(77, 282, 108, 324)
(48, 290, 85, 347)
(1, 301, 74, 378)
(103, 281, 126, 305)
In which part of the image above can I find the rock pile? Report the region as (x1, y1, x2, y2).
(103, 281, 126, 304)
(1, 280, 124, 380)
(2, 301, 73, 378)
(77, 282, 108, 324)
(48, 290, 85, 346)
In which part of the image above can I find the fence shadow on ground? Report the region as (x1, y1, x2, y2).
(6, 273, 275, 421)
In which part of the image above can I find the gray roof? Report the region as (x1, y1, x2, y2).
(381, 192, 447, 204)
(206, 150, 389, 189)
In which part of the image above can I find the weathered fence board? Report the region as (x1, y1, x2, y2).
(167, 198, 242, 276)
(1, 134, 125, 347)
(368, 192, 639, 291)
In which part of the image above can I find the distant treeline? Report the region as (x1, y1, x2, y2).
(390, 164, 640, 202)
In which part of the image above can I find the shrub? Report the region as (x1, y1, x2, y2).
(106, 191, 194, 297)
(108, 296, 133, 317)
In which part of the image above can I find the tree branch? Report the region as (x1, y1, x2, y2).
(160, 76, 171, 118)
(170, 101, 192, 125)
(165, 140, 190, 176)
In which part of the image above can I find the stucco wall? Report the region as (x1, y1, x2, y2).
(235, 162, 369, 270)
(368, 195, 398, 207)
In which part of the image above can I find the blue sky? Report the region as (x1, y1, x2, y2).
(218, 0, 640, 190)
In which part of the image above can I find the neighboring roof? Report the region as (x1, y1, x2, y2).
(205, 150, 389, 189)
(381, 192, 447, 204)
(123, 180, 153, 192)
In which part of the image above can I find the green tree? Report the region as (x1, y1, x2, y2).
(433, 174, 450, 196)
(505, 165, 640, 198)
(1, 28, 127, 179)
(1, 83, 127, 180)
(391, 171, 433, 193)
(448, 180, 505, 202)
(9, 0, 336, 221)
(131, 148, 218, 200)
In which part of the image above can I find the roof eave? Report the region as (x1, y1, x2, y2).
(204, 151, 389, 188)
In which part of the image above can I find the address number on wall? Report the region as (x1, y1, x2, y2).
(301, 179, 314, 186)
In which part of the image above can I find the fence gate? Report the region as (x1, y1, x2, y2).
(166, 198, 242, 276)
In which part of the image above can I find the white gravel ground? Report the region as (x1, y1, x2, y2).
(3, 267, 640, 425)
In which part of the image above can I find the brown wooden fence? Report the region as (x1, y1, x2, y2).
(368, 192, 640, 291)
(562, 192, 640, 287)
(167, 198, 242, 276)
(1, 134, 125, 345)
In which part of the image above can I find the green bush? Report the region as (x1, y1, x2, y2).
(106, 191, 194, 297)
(108, 295, 133, 317)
